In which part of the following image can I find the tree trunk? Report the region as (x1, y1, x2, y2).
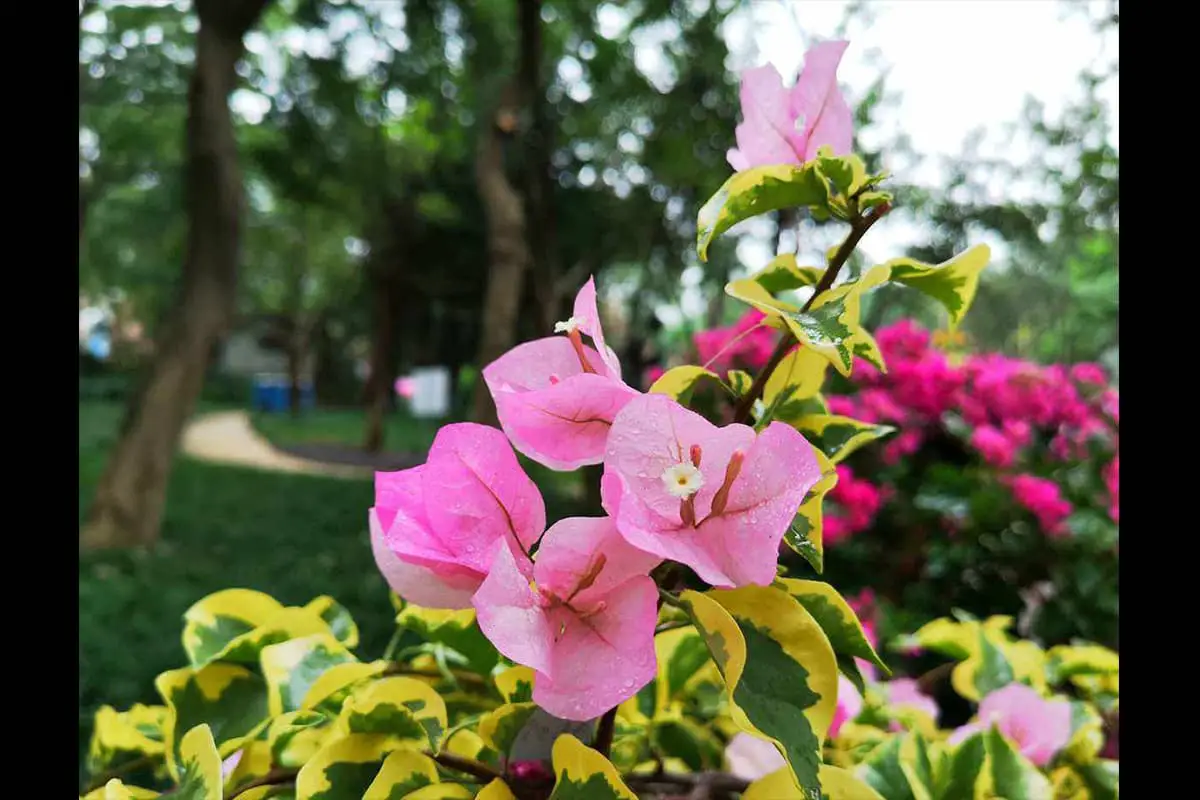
(80, 0, 271, 551)
(363, 273, 396, 453)
(517, 0, 560, 335)
(470, 82, 531, 426)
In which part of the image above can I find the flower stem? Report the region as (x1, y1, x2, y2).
(594, 706, 618, 758)
(730, 203, 889, 425)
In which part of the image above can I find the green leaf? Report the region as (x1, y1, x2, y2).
(762, 347, 829, 422)
(548, 734, 637, 799)
(883, 245, 992, 326)
(181, 588, 287, 668)
(680, 587, 839, 800)
(983, 726, 1053, 799)
(1076, 760, 1119, 800)
(337, 676, 448, 752)
(655, 627, 712, 702)
(935, 731, 985, 800)
(784, 449, 838, 573)
(697, 164, 831, 261)
(727, 369, 754, 397)
(260, 633, 359, 717)
(896, 733, 935, 800)
(776, 580, 889, 680)
(648, 365, 722, 402)
(478, 703, 539, 761)
(395, 604, 499, 676)
(854, 737, 915, 800)
(361, 750, 440, 800)
(791, 414, 895, 464)
(304, 596, 360, 649)
(155, 664, 269, 779)
(649, 718, 723, 771)
(175, 724, 222, 800)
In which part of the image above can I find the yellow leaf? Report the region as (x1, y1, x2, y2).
(649, 365, 721, 399)
(362, 749, 440, 800)
(476, 778, 519, 800)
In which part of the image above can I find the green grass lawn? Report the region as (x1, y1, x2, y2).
(251, 406, 441, 453)
(78, 400, 588, 787)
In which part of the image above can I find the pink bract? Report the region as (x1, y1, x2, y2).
(601, 393, 821, 588)
(885, 678, 940, 723)
(724, 733, 785, 782)
(727, 40, 853, 171)
(472, 516, 660, 721)
(370, 423, 544, 609)
(948, 683, 1072, 767)
(482, 277, 639, 471)
(830, 674, 863, 739)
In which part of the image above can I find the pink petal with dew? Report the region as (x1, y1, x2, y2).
(572, 276, 623, 378)
(729, 64, 801, 169)
(422, 423, 544, 573)
(369, 509, 478, 609)
(532, 577, 659, 721)
(493, 373, 639, 471)
(787, 40, 851, 159)
(605, 393, 755, 522)
(532, 516, 660, 608)
(725, 733, 785, 782)
(609, 419, 816, 587)
(484, 336, 619, 391)
(472, 543, 556, 675)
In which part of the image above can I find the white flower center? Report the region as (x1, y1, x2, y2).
(554, 316, 583, 334)
(662, 462, 704, 498)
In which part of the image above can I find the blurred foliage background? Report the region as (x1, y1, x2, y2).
(78, 0, 1117, 783)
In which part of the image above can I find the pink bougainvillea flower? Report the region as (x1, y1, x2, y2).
(393, 376, 415, 399)
(482, 277, 640, 471)
(727, 40, 853, 171)
(948, 683, 1072, 767)
(601, 393, 821, 588)
(971, 425, 1016, 468)
(1008, 474, 1073, 537)
(885, 678, 940, 723)
(473, 516, 660, 721)
(1104, 456, 1119, 524)
(725, 732, 786, 782)
(830, 675, 864, 739)
(370, 423, 544, 609)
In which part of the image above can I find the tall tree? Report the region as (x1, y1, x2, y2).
(81, 0, 274, 549)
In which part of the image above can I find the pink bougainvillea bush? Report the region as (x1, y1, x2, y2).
(81, 38, 1117, 800)
(686, 313, 1120, 651)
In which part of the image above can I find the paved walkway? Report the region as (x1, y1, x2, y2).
(181, 410, 370, 480)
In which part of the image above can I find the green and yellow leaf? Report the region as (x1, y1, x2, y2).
(295, 734, 401, 800)
(478, 703, 538, 761)
(776, 579, 889, 691)
(302, 661, 389, 714)
(936, 731, 986, 800)
(697, 164, 832, 261)
(751, 254, 824, 294)
(649, 365, 722, 401)
(744, 764, 887, 800)
(176, 724, 223, 800)
(681, 587, 838, 799)
(260, 633, 359, 717)
(476, 779, 519, 800)
(266, 710, 333, 769)
(362, 749, 440, 800)
(785, 448, 838, 574)
(494, 665, 536, 704)
(337, 676, 448, 752)
(548, 734, 637, 800)
(402, 786, 473, 799)
(791, 415, 895, 464)
(88, 780, 160, 800)
(304, 596, 360, 649)
(88, 703, 168, 776)
(181, 589, 286, 668)
(882, 245, 991, 327)
(395, 604, 499, 676)
(155, 663, 269, 779)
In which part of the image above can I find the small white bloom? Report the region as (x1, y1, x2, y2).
(662, 462, 704, 498)
(554, 316, 583, 334)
